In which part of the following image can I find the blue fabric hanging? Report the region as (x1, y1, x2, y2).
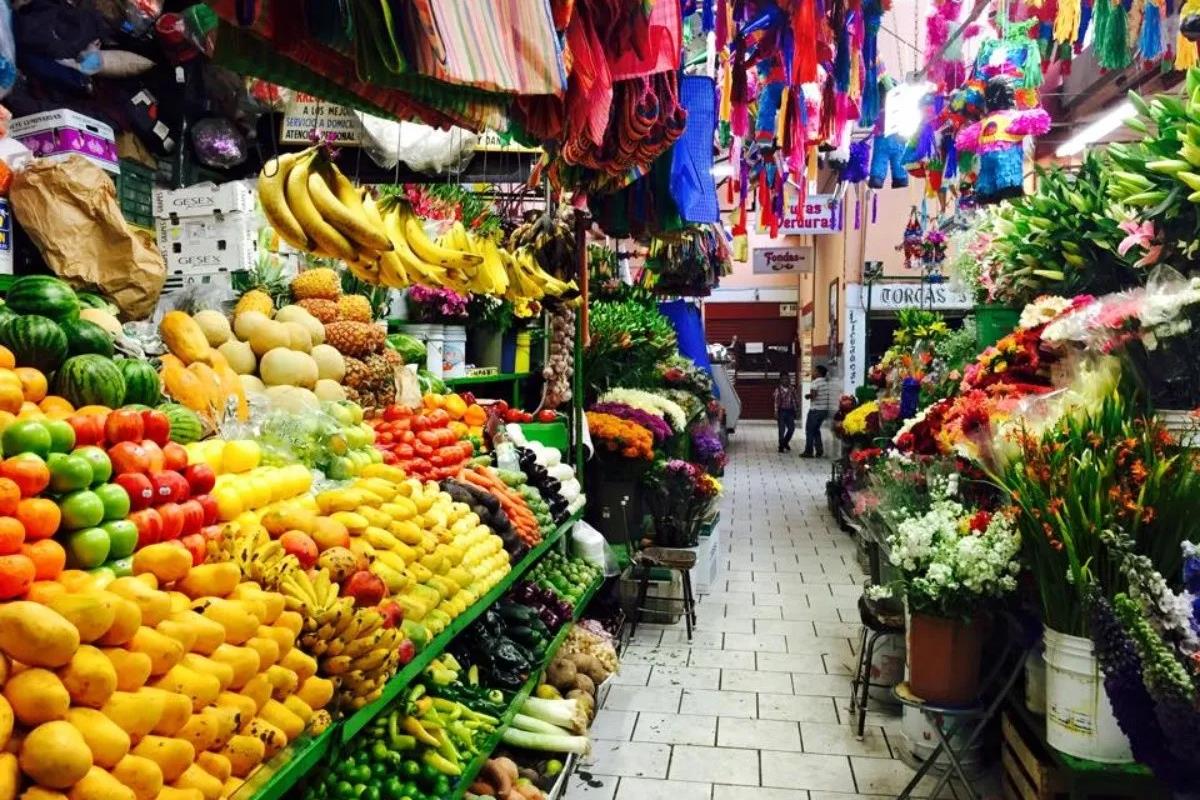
(669, 74, 720, 223)
(658, 300, 717, 392)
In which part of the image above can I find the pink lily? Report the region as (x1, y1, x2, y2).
(1117, 219, 1162, 267)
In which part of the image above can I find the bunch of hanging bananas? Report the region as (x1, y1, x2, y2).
(502, 247, 579, 303)
(296, 600, 405, 709)
(508, 209, 576, 279)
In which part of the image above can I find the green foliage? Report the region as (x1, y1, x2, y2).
(584, 295, 677, 398)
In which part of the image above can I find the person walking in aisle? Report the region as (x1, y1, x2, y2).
(773, 372, 799, 453)
(801, 364, 832, 458)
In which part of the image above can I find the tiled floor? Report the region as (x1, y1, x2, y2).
(570, 421, 935, 800)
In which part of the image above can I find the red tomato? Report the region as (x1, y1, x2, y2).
(104, 409, 144, 445)
(382, 405, 404, 422)
(537, 410, 558, 423)
(139, 410, 171, 447)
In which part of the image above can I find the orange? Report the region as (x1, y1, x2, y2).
(16, 498, 60, 541)
(0, 478, 19, 516)
(21, 539, 64, 582)
(14, 368, 47, 403)
(0, 516, 23, 555)
(38, 396, 74, 420)
(75, 405, 113, 417)
(0, 554, 34, 599)
(57, 569, 94, 592)
(0, 457, 49, 498)
(0, 370, 23, 414)
(17, 402, 43, 420)
(0, 345, 14, 370)
(25, 579, 66, 603)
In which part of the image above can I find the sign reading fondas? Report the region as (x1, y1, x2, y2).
(752, 247, 813, 274)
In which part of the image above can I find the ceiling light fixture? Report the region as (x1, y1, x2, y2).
(1055, 100, 1136, 158)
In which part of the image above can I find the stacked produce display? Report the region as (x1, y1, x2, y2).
(0, 269, 601, 799)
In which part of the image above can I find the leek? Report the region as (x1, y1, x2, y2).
(519, 696, 587, 734)
(500, 725, 590, 754)
(511, 713, 568, 735)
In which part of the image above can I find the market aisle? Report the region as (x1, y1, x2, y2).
(568, 420, 952, 800)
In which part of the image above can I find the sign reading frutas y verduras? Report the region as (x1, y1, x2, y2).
(281, 94, 362, 145)
(752, 246, 813, 274)
(760, 188, 843, 235)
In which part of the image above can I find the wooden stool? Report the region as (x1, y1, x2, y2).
(849, 593, 905, 738)
(628, 546, 698, 642)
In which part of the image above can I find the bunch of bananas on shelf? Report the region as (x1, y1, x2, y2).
(258, 147, 578, 303)
(282, 570, 406, 709)
(227, 522, 304, 590)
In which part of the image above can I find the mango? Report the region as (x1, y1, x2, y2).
(128, 627, 184, 676)
(170, 763, 223, 800)
(154, 619, 197, 653)
(100, 691, 163, 742)
(142, 688, 191, 737)
(0, 752, 15, 800)
(111, 754, 163, 800)
(217, 734, 264, 778)
(107, 579, 171, 627)
(175, 563, 240, 599)
(194, 752, 231, 784)
(151, 665, 220, 713)
(191, 599, 256, 645)
(132, 544, 192, 585)
(58, 645, 117, 708)
(66, 766, 136, 800)
(65, 708, 130, 769)
(295, 676, 334, 710)
(131, 735, 194, 782)
(19, 721, 92, 789)
(5, 669, 69, 726)
(258, 699, 304, 741)
(166, 611, 224, 656)
(94, 596, 142, 647)
(209, 645, 259, 690)
(100, 648, 152, 692)
(180, 654, 233, 691)
(0, 602, 79, 668)
(45, 593, 116, 644)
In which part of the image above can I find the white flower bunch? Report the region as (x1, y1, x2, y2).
(1020, 295, 1072, 329)
(599, 388, 689, 432)
(883, 501, 1022, 616)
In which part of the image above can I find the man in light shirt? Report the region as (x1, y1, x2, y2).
(801, 364, 832, 458)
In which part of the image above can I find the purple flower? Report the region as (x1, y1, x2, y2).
(691, 426, 725, 464)
(589, 402, 673, 442)
(407, 285, 468, 322)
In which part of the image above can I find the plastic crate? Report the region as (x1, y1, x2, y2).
(520, 421, 569, 453)
(116, 159, 155, 230)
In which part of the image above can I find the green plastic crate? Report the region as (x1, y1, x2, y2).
(521, 421, 569, 453)
(116, 159, 155, 230)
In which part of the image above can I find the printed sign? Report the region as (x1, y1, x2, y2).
(281, 94, 363, 145)
(761, 188, 843, 235)
(779, 303, 798, 317)
(847, 282, 973, 312)
(752, 246, 814, 274)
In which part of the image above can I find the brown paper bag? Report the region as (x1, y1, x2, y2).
(10, 155, 165, 320)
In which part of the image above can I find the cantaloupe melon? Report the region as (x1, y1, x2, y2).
(258, 348, 318, 388)
(282, 321, 313, 353)
(313, 379, 346, 401)
(310, 344, 345, 382)
(247, 321, 290, 357)
(231, 312, 270, 343)
(192, 311, 232, 348)
(217, 340, 256, 376)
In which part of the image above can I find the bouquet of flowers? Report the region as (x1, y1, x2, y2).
(690, 425, 727, 475)
(868, 473, 1021, 619)
(585, 412, 655, 460)
(642, 459, 722, 547)
(589, 402, 673, 443)
(406, 285, 469, 323)
(598, 388, 688, 433)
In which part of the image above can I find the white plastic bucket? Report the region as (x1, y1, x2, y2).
(443, 325, 467, 378)
(1043, 628, 1133, 763)
(423, 325, 445, 378)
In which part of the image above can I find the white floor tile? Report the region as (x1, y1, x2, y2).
(610, 664, 652, 686)
(722, 667, 794, 694)
(567, 772, 618, 799)
(623, 645, 691, 666)
(791, 673, 854, 698)
(633, 711, 718, 746)
(802, 721, 892, 757)
(669, 745, 760, 786)
(718, 717, 803, 752)
(604, 686, 681, 714)
(679, 688, 757, 718)
(616, 777, 713, 800)
(648, 664, 722, 690)
(689, 648, 757, 670)
(582, 740, 671, 779)
(758, 692, 839, 723)
(722, 632, 788, 653)
(590, 709, 638, 741)
(713, 787, 809, 800)
(760, 751, 856, 792)
(757, 651, 825, 674)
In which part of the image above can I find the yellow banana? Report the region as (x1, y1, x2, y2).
(307, 167, 391, 252)
(397, 203, 482, 269)
(377, 249, 410, 288)
(384, 207, 450, 286)
(285, 154, 356, 262)
(258, 149, 313, 250)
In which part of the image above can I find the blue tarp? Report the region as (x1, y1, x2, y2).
(669, 75, 719, 223)
(658, 299, 718, 398)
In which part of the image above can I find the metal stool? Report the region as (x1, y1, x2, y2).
(627, 547, 698, 642)
(849, 593, 905, 738)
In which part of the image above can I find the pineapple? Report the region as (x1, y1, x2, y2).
(235, 290, 274, 317)
(343, 357, 370, 389)
(292, 267, 342, 301)
(298, 298, 340, 324)
(235, 252, 289, 315)
(337, 294, 373, 323)
(324, 322, 385, 358)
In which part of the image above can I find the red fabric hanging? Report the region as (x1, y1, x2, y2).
(793, 0, 818, 83)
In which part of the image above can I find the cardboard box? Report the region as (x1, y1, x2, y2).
(10, 109, 119, 174)
(156, 211, 258, 275)
(153, 180, 257, 219)
(690, 520, 722, 594)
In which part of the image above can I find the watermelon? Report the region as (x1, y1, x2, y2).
(5, 275, 79, 319)
(75, 292, 118, 315)
(60, 317, 114, 358)
(0, 315, 68, 373)
(52, 354, 126, 409)
(117, 360, 162, 406)
(157, 403, 204, 444)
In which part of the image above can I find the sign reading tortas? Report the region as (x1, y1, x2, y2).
(751, 246, 814, 274)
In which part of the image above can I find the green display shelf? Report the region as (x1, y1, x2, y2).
(232, 725, 335, 800)
(239, 509, 583, 800)
(443, 372, 531, 386)
(339, 508, 581, 743)
(449, 573, 603, 799)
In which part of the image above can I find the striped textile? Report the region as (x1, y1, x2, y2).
(404, 0, 567, 95)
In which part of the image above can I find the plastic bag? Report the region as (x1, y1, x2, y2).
(571, 520, 620, 576)
(356, 113, 478, 174)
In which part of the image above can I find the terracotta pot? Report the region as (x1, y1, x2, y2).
(908, 612, 985, 706)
